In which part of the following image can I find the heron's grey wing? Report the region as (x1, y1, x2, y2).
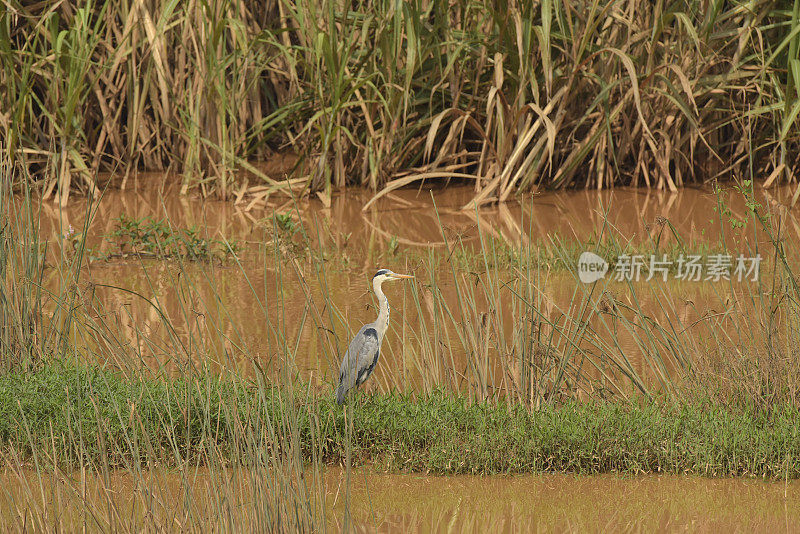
(336, 326, 380, 399)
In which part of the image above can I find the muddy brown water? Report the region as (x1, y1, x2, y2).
(24, 176, 800, 393)
(1, 467, 798, 532)
(9, 179, 800, 531)
(325, 468, 800, 533)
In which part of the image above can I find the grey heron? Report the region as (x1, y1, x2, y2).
(335, 268, 413, 405)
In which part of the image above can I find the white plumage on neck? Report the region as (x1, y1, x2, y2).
(372, 276, 390, 339)
(334, 268, 413, 405)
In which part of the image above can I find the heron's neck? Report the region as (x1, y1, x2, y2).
(373, 278, 390, 337)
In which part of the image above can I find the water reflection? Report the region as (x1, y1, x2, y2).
(24, 177, 800, 394)
(2, 467, 796, 532)
(336, 467, 800, 533)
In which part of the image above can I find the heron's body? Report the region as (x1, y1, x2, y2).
(335, 269, 412, 405)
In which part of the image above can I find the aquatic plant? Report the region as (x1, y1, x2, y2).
(105, 214, 239, 261)
(272, 212, 298, 235)
(1, 0, 799, 203)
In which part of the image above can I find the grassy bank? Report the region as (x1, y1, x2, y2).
(3, 1, 800, 203)
(2, 363, 799, 479)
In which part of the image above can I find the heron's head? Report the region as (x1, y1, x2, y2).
(372, 268, 414, 284)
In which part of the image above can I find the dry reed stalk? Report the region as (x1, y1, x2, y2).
(0, 0, 797, 202)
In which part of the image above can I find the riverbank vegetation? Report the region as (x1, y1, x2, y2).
(2, 363, 799, 478)
(2, 1, 800, 205)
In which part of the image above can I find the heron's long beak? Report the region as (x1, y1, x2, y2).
(392, 273, 414, 279)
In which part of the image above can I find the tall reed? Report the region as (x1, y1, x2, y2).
(1, 0, 799, 202)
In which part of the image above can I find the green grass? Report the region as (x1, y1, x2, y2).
(2, 362, 798, 479)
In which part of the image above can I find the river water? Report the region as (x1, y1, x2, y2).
(325, 468, 800, 532)
(1, 466, 797, 532)
(27, 176, 800, 398)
